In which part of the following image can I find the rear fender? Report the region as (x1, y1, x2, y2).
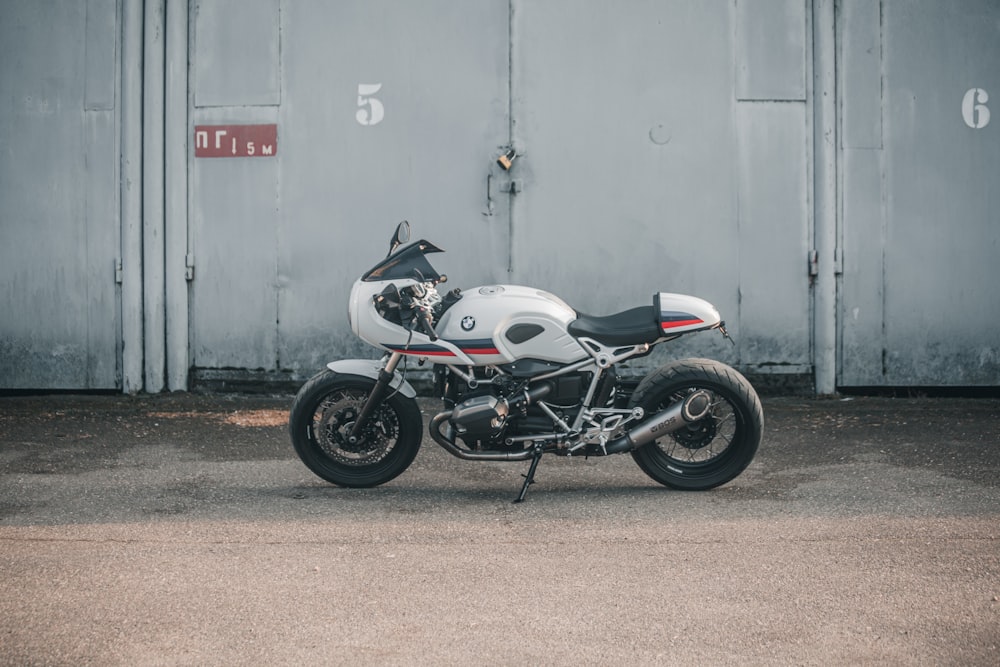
(325, 359, 417, 399)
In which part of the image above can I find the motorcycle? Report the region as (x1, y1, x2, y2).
(289, 222, 763, 502)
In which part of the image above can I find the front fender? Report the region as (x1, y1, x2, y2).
(325, 359, 418, 399)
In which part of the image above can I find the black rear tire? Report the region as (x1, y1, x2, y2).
(629, 358, 763, 490)
(289, 369, 422, 487)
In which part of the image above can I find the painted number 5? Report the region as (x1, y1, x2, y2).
(356, 83, 384, 126)
(962, 88, 990, 129)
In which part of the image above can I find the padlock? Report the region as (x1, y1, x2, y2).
(497, 148, 517, 171)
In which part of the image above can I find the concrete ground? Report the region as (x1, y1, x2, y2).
(0, 391, 998, 665)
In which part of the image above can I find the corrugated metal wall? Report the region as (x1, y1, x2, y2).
(1, 0, 998, 392)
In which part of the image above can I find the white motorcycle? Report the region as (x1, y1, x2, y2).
(289, 222, 763, 502)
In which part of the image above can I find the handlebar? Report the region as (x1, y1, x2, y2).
(393, 282, 441, 341)
(417, 307, 438, 341)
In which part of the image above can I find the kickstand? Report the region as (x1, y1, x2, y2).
(513, 448, 543, 504)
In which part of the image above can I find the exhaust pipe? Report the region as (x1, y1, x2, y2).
(429, 411, 537, 461)
(602, 390, 712, 454)
(428, 384, 554, 462)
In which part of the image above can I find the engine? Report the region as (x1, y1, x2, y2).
(434, 365, 617, 449)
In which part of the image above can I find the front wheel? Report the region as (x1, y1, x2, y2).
(629, 358, 763, 490)
(289, 369, 422, 487)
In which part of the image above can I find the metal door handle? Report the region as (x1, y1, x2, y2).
(484, 173, 494, 216)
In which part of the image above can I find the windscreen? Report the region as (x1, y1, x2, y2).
(362, 240, 443, 282)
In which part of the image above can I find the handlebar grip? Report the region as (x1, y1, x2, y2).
(418, 308, 438, 341)
(417, 308, 438, 341)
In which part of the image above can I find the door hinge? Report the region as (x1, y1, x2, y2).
(808, 249, 844, 278)
(185, 253, 195, 281)
(115, 258, 123, 284)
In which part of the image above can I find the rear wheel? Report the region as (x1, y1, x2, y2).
(629, 358, 762, 490)
(289, 370, 422, 487)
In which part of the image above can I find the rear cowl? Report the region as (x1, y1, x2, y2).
(655, 292, 722, 334)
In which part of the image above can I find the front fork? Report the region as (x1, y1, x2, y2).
(346, 352, 404, 444)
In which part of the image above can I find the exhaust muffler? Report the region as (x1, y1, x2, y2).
(602, 390, 712, 454)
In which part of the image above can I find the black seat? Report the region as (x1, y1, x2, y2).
(567, 306, 662, 346)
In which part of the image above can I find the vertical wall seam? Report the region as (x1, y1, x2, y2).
(506, 0, 516, 275)
(806, 0, 816, 377)
(275, 0, 283, 371)
(732, 0, 742, 369)
(878, 0, 888, 377)
(832, 0, 841, 382)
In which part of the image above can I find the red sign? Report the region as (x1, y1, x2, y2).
(195, 124, 277, 158)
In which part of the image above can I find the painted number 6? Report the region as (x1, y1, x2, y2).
(356, 83, 384, 126)
(962, 88, 990, 129)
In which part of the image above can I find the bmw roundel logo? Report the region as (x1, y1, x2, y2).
(461, 316, 476, 331)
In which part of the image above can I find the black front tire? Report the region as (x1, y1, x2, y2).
(629, 358, 763, 490)
(289, 369, 422, 487)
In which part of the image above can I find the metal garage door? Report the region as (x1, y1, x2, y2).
(0, 0, 122, 390)
(188, 0, 511, 383)
(839, 0, 1000, 386)
(512, 0, 812, 374)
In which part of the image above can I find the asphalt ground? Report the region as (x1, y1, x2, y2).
(1, 391, 998, 665)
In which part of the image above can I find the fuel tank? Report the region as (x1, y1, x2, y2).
(435, 285, 588, 365)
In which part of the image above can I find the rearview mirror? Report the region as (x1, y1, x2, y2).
(388, 220, 410, 256)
